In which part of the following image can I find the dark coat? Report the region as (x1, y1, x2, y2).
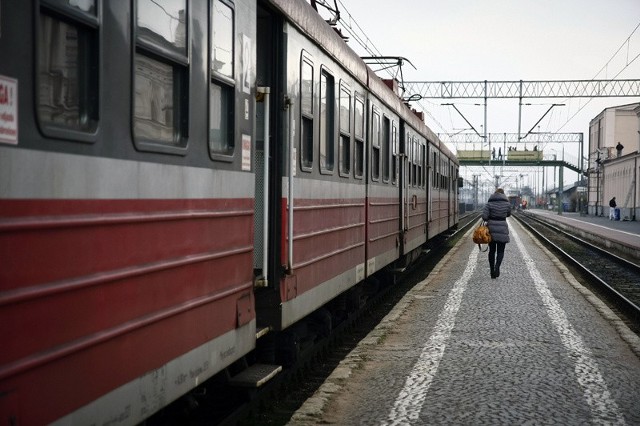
(482, 192, 511, 243)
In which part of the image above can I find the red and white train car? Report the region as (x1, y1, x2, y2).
(0, 0, 459, 424)
(258, 0, 459, 340)
(1, 1, 258, 424)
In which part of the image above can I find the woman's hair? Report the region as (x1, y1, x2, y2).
(495, 188, 504, 194)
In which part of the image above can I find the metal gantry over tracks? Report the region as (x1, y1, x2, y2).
(403, 79, 640, 99)
(402, 79, 640, 215)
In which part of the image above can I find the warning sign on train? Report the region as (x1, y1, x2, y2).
(0, 75, 18, 145)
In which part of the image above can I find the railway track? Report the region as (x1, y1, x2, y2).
(513, 212, 640, 330)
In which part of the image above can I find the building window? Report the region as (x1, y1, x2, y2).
(209, 0, 235, 156)
(300, 57, 314, 170)
(319, 70, 335, 172)
(339, 84, 351, 176)
(354, 96, 365, 179)
(133, 0, 188, 151)
(37, 2, 99, 138)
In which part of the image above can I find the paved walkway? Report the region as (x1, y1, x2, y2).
(289, 218, 640, 425)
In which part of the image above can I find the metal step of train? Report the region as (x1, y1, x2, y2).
(228, 327, 281, 388)
(228, 363, 282, 388)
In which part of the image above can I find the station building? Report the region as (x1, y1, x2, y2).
(587, 102, 640, 220)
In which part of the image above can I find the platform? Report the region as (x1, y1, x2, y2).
(289, 219, 640, 425)
(526, 209, 640, 261)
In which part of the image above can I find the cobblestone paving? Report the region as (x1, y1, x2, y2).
(289, 219, 640, 425)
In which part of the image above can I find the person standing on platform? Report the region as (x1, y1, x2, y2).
(482, 188, 511, 279)
(609, 197, 617, 220)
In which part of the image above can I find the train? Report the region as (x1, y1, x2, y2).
(0, 0, 460, 424)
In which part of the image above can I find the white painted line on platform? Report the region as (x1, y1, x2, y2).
(383, 248, 479, 426)
(512, 227, 626, 425)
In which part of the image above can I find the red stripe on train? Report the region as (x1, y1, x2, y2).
(0, 198, 256, 424)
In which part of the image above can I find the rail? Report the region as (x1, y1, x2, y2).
(513, 212, 640, 327)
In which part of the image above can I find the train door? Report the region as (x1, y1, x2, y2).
(453, 162, 457, 226)
(397, 125, 404, 252)
(398, 124, 409, 255)
(254, 4, 285, 327)
(427, 142, 434, 237)
(447, 160, 452, 228)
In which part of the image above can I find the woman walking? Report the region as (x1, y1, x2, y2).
(482, 188, 511, 278)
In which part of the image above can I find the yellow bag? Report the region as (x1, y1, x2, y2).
(472, 222, 491, 251)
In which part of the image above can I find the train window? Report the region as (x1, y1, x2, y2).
(412, 136, 420, 186)
(209, 82, 233, 154)
(432, 152, 437, 188)
(37, 2, 99, 140)
(416, 141, 422, 187)
(450, 165, 454, 190)
(445, 161, 448, 188)
(339, 83, 351, 176)
(407, 134, 416, 186)
(405, 131, 411, 186)
(407, 135, 414, 187)
(443, 160, 448, 189)
(354, 95, 364, 179)
(416, 141, 421, 187)
(371, 110, 380, 181)
(382, 116, 390, 182)
(445, 159, 448, 188)
(133, 0, 189, 153)
(211, 0, 234, 79)
(300, 57, 314, 171)
(392, 123, 398, 185)
(137, 0, 187, 54)
(209, 0, 235, 156)
(55, 0, 97, 15)
(319, 69, 335, 173)
(421, 144, 426, 188)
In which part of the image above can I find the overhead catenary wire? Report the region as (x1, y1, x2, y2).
(320, 1, 638, 191)
(333, 0, 450, 134)
(552, 20, 640, 133)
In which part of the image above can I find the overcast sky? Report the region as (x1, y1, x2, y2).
(324, 0, 640, 189)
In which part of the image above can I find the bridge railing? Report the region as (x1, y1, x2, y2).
(457, 149, 490, 160)
(543, 151, 581, 170)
